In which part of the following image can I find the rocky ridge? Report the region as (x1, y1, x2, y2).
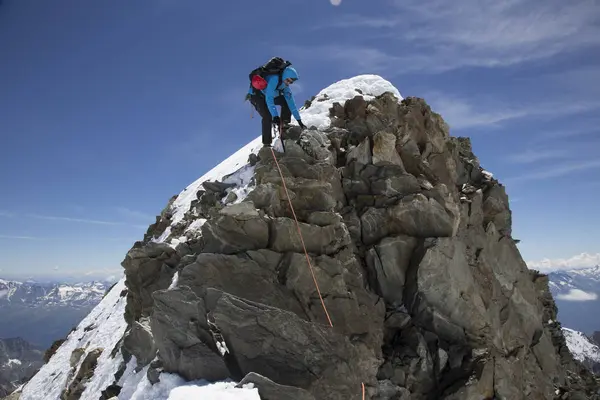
(116, 78, 600, 400)
(16, 75, 600, 399)
(0, 338, 43, 398)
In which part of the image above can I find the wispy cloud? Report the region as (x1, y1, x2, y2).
(0, 235, 42, 240)
(556, 289, 598, 302)
(25, 214, 146, 229)
(0, 211, 14, 218)
(505, 159, 600, 183)
(27, 214, 124, 226)
(426, 92, 600, 130)
(311, 0, 600, 73)
(506, 149, 571, 164)
(528, 252, 600, 272)
(116, 207, 154, 221)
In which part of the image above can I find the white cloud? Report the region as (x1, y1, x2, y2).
(310, 0, 600, 73)
(528, 252, 600, 272)
(556, 289, 598, 302)
(0, 211, 14, 218)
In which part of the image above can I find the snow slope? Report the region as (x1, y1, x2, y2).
(17, 74, 403, 399)
(19, 278, 127, 400)
(563, 328, 600, 369)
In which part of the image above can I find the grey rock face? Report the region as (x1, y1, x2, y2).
(118, 92, 599, 400)
(122, 317, 157, 370)
(0, 338, 43, 398)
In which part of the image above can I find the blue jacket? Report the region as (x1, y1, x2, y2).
(248, 66, 302, 121)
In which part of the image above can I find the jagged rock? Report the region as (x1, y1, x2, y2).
(150, 287, 230, 381)
(43, 339, 65, 363)
(207, 290, 379, 400)
(201, 212, 269, 254)
(360, 207, 390, 246)
(69, 348, 85, 368)
(121, 242, 180, 323)
(178, 252, 305, 317)
(406, 238, 488, 343)
(270, 217, 351, 255)
(365, 235, 417, 305)
(482, 184, 512, 236)
(374, 380, 411, 400)
(122, 317, 157, 370)
(236, 372, 316, 400)
(346, 137, 372, 165)
(202, 180, 235, 194)
(345, 95, 367, 120)
(372, 131, 404, 168)
(388, 194, 454, 238)
(146, 359, 163, 385)
(62, 348, 103, 400)
(284, 249, 384, 346)
(99, 384, 121, 400)
(370, 173, 421, 198)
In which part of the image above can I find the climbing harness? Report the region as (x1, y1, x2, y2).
(269, 146, 333, 328)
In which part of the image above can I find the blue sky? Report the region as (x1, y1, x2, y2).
(0, 0, 599, 281)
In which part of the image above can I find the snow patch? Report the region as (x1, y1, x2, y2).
(8, 358, 22, 366)
(118, 361, 259, 400)
(169, 137, 263, 227)
(299, 74, 403, 130)
(168, 272, 179, 291)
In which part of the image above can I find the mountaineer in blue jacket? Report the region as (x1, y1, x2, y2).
(247, 61, 306, 147)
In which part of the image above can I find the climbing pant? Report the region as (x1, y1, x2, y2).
(250, 94, 291, 146)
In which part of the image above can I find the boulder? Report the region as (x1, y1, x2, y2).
(388, 194, 454, 238)
(150, 287, 229, 381)
(122, 317, 157, 370)
(372, 131, 404, 168)
(208, 291, 380, 400)
(365, 235, 417, 306)
(270, 217, 351, 255)
(236, 372, 316, 400)
(201, 213, 269, 254)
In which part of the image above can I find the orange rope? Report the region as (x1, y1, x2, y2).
(362, 382, 365, 400)
(270, 146, 333, 328)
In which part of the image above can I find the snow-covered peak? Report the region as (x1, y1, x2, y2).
(563, 328, 600, 366)
(300, 74, 403, 130)
(166, 74, 402, 233)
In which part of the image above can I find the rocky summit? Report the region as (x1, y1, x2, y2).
(15, 76, 600, 400)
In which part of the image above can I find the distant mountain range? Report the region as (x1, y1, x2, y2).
(0, 337, 43, 397)
(0, 279, 112, 349)
(548, 266, 600, 334)
(0, 279, 109, 308)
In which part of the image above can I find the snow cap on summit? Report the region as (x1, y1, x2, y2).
(299, 74, 403, 130)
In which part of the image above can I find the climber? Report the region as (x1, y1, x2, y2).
(247, 57, 306, 147)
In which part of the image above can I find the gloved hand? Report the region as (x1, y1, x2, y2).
(272, 116, 281, 125)
(298, 120, 307, 129)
